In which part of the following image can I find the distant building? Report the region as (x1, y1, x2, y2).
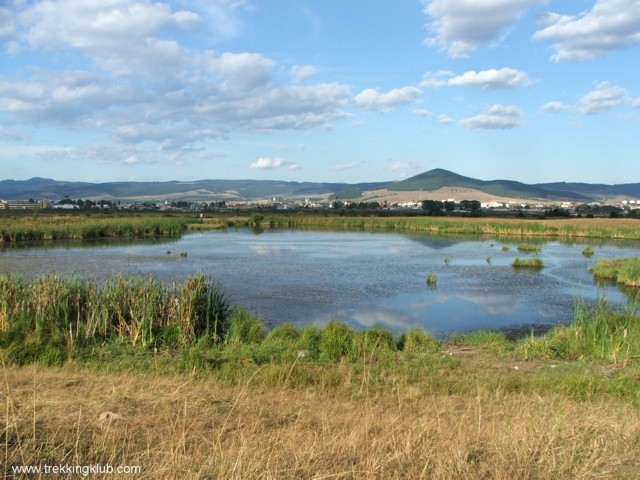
(1, 200, 48, 210)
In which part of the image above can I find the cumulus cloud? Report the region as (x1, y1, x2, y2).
(459, 104, 523, 130)
(540, 101, 569, 113)
(354, 86, 421, 111)
(422, 0, 547, 58)
(0, 70, 134, 125)
(533, 0, 640, 62)
(20, 0, 200, 75)
(577, 81, 628, 114)
(0, 1, 355, 155)
(250, 157, 300, 170)
(446, 68, 531, 89)
(422, 68, 530, 89)
(199, 51, 276, 92)
(438, 114, 455, 124)
(633, 97, 640, 108)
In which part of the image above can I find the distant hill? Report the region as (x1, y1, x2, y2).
(0, 177, 387, 202)
(385, 169, 592, 201)
(1, 169, 638, 202)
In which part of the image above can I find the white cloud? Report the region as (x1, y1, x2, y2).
(633, 97, 640, 108)
(291, 65, 317, 84)
(0, 70, 133, 124)
(534, 0, 640, 62)
(330, 162, 362, 171)
(577, 82, 627, 114)
(422, 0, 547, 58)
(0, 7, 16, 39)
(447, 68, 531, 89)
(250, 157, 300, 170)
(438, 114, 455, 124)
(459, 104, 523, 130)
(421, 68, 530, 89)
(19, 0, 200, 75)
(196, 82, 352, 132)
(354, 86, 421, 111)
(199, 51, 276, 92)
(540, 101, 569, 113)
(412, 108, 432, 117)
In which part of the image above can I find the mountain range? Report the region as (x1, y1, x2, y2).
(1, 169, 639, 203)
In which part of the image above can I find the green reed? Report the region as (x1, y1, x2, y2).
(519, 298, 640, 364)
(0, 215, 190, 242)
(227, 214, 640, 240)
(589, 257, 640, 287)
(0, 273, 230, 364)
(512, 257, 544, 268)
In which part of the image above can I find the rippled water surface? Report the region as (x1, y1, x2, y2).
(1, 230, 638, 337)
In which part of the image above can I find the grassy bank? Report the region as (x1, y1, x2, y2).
(1, 274, 640, 477)
(0, 214, 191, 242)
(229, 214, 640, 240)
(2, 213, 640, 243)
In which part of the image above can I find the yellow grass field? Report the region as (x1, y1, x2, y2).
(2, 361, 639, 479)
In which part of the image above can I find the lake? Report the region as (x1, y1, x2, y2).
(1, 229, 637, 338)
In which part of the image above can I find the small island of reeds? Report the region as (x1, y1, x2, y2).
(512, 257, 544, 268)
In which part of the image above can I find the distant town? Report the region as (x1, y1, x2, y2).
(2, 195, 639, 218)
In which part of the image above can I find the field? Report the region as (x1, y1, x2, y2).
(1, 213, 640, 478)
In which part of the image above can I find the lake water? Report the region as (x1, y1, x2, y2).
(1, 229, 638, 338)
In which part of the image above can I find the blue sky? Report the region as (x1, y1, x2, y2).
(1, 0, 639, 185)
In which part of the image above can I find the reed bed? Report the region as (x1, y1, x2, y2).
(228, 214, 640, 240)
(518, 299, 640, 365)
(0, 274, 230, 364)
(589, 257, 640, 287)
(0, 214, 190, 242)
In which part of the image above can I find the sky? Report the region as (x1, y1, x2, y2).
(1, 0, 640, 186)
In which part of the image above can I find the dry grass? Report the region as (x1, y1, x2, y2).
(2, 365, 639, 479)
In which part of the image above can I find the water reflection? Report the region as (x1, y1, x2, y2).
(0, 229, 638, 338)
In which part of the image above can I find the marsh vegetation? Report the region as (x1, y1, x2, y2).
(2, 213, 640, 477)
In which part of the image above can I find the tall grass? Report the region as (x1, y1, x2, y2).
(0, 214, 190, 242)
(517, 242, 542, 253)
(0, 273, 230, 364)
(512, 257, 544, 268)
(226, 214, 640, 240)
(519, 298, 640, 364)
(589, 257, 640, 287)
